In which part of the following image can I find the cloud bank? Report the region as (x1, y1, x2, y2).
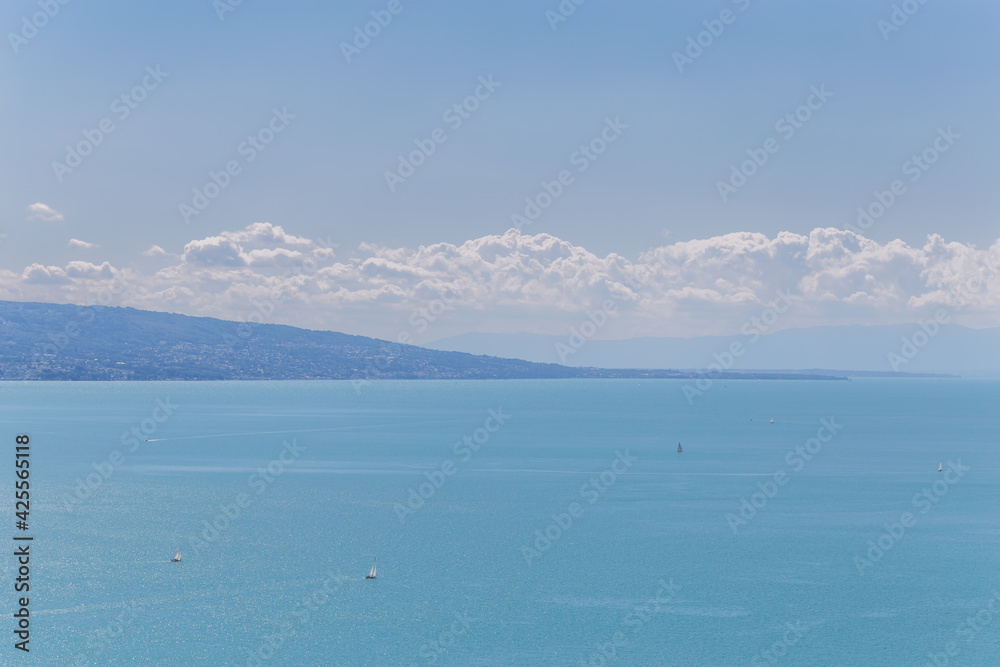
(1, 223, 997, 341)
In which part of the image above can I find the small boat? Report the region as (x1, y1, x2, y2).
(170, 548, 181, 563)
(938, 463, 943, 472)
(677, 443, 683, 453)
(770, 418, 775, 424)
(365, 556, 377, 580)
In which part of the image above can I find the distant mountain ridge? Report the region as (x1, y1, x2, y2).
(0, 300, 847, 381)
(426, 325, 1000, 376)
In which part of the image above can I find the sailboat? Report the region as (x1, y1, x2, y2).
(365, 556, 377, 580)
(770, 417, 775, 424)
(677, 443, 683, 453)
(170, 548, 181, 563)
(938, 463, 943, 472)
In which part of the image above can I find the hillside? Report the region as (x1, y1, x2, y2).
(0, 301, 853, 382)
(0, 301, 579, 381)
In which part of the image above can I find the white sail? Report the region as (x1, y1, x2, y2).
(366, 556, 377, 579)
(938, 463, 942, 472)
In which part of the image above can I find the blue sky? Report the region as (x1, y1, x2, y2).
(2, 0, 998, 339)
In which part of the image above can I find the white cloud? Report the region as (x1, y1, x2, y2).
(142, 245, 171, 258)
(178, 223, 332, 268)
(68, 238, 100, 249)
(2, 224, 998, 339)
(26, 203, 64, 222)
(65, 261, 114, 279)
(21, 264, 71, 285)
(182, 235, 247, 267)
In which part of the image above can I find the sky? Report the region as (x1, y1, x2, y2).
(1, 0, 998, 342)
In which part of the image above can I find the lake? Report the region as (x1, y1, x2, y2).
(2, 379, 998, 665)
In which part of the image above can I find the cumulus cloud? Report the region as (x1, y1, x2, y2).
(22, 264, 71, 285)
(27, 202, 64, 222)
(65, 261, 114, 279)
(178, 223, 333, 269)
(142, 245, 170, 258)
(182, 235, 248, 267)
(3, 223, 999, 339)
(68, 238, 99, 249)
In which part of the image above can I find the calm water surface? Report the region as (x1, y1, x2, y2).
(0, 379, 998, 665)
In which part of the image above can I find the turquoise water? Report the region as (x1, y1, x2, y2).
(1, 379, 998, 665)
